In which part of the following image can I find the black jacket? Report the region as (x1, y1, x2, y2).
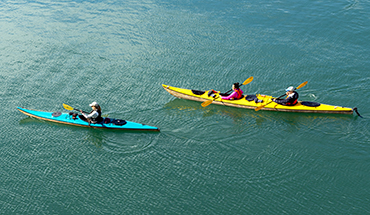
(274, 91, 299, 106)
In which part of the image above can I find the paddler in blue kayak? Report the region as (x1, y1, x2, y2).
(273, 86, 299, 106)
(79, 102, 103, 123)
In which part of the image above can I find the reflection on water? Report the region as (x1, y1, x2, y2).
(19, 116, 40, 125)
(163, 98, 355, 132)
(19, 116, 160, 154)
(83, 129, 104, 148)
(80, 128, 160, 154)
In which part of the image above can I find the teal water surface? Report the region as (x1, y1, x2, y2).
(1, 0, 369, 214)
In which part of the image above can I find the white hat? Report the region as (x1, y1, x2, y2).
(286, 86, 295, 92)
(89, 102, 99, 107)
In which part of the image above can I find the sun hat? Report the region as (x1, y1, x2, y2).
(286, 86, 295, 92)
(89, 102, 99, 107)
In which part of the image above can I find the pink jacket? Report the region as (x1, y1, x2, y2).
(221, 89, 243, 100)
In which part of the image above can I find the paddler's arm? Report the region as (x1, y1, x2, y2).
(80, 110, 94, 125)
(273, 95, 294, 104)
(221, 91, 237, 100)
(272, 93, 290, 104)
(273, 98, 285, 104)
(80, 110, 88, 118)
(81, 110, 99, 119)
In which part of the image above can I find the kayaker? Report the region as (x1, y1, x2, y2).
(273, 86, 299, 106)
(80, 102, 103, 123)
(220, 83, 244, 100)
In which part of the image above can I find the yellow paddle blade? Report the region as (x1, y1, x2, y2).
(243, 76, 254, 86)
(63, 103, 74, 111)
(297, 81, 308, 90)
(255, 104, 265, 111)
(201, 99, 214, 107)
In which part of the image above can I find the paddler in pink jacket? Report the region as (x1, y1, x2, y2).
(220, 83, 244, 100)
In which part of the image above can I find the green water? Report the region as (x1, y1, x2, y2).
(1, 0, 369, 214)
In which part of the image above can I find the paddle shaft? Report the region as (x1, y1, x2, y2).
(258, 93, 286, 108)
(71, 107, 88, 113)
(63, 103, 88, 113)
(224, 77, 253, 94)
(78, 108, 90, 114)
(201, 76, 253, 108)
(201, 95, 218, 107)
(224, 89, 234, 94)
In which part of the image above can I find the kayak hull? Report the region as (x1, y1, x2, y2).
(162, 84, 354, 115)
(17, 107, 160, 131)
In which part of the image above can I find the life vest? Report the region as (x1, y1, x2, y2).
(285, 99, 298, 106)
(90, 109, 103, 123)
(235, 89, 243, 99)
(285, 92, 298, 106)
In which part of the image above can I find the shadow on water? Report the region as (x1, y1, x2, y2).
(163, 98, 355, 130)
(163, 98, 257, 119)
(18, 116, 160, 134)
(19, 116, 160, 154)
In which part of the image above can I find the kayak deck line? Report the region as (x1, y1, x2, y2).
(17, 107, 160, 131)
(162, 84, 354, 115)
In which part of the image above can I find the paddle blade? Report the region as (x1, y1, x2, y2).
(255, 104, 265, 111)
(201, 99, 213, 107)
(296, 81, 308, 90)
(63, 103, 74, 111)
(243, 76, 254, 86)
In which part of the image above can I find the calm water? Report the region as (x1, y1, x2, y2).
(1, 0, 369, 214)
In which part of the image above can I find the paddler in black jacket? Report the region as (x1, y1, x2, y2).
(273, 86, 299, 106)
(80, 102, 103, 123)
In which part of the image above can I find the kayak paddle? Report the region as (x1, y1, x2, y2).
(255, 81, 308, 111)
(224, 76, 254, 94)
(201, 76, 254, 108)
(63, 103, 92, 125)
(63, 103, 87, 113)
(201, 94, 219, 107)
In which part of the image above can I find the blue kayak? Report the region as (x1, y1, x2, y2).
(17, 107, 160, 131)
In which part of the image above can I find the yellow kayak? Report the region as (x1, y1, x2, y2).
(162, 84, 356, 115)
